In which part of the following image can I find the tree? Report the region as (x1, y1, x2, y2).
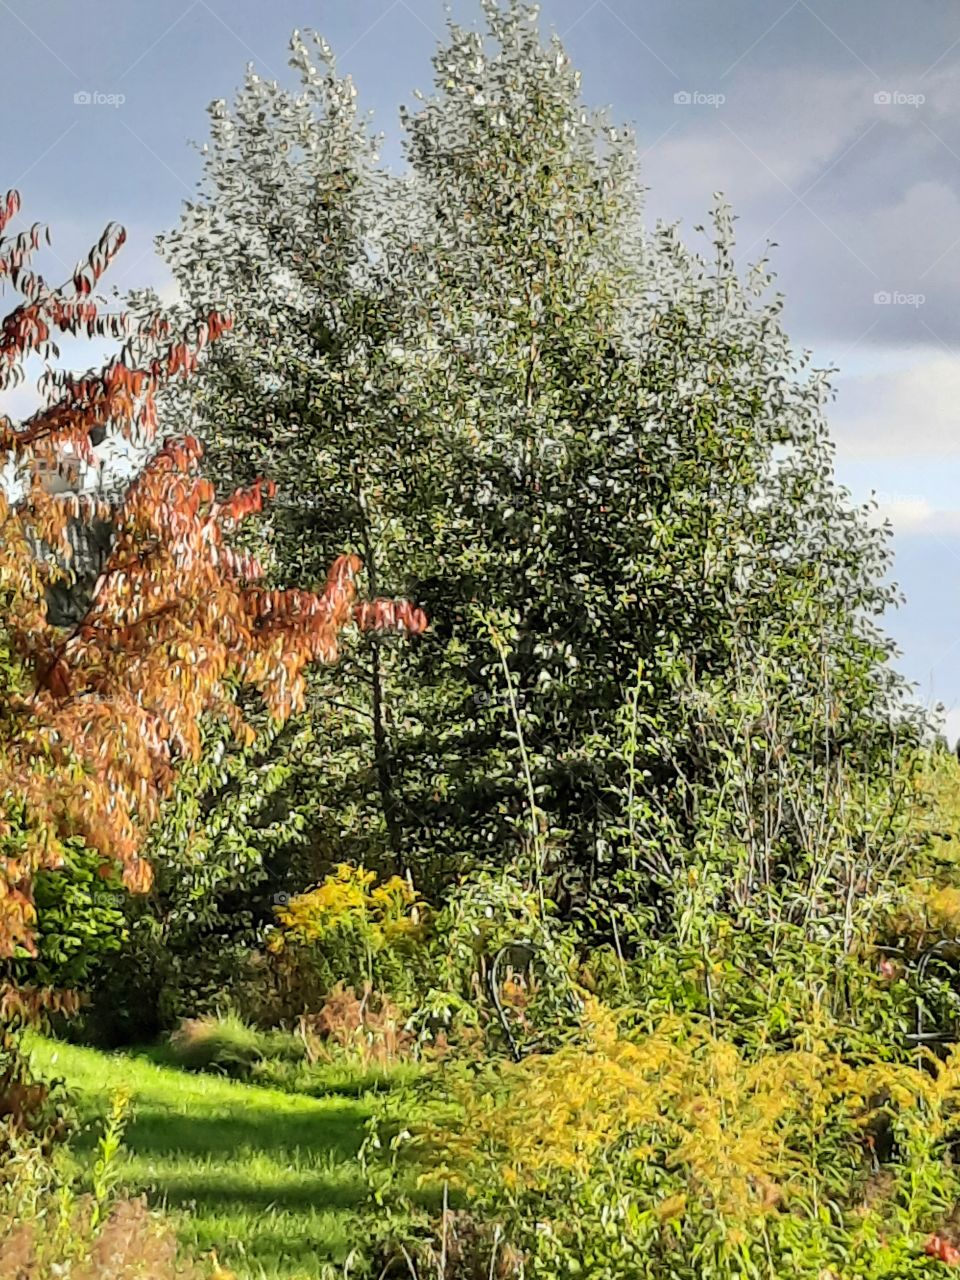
(149, 31, 445, 883)
(157, 1, 924, 936)
(0, 188, 426, 978)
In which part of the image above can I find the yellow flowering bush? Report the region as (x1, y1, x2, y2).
(269, 864, 426, 951)
(266, 865, 429, 1011)
(400, 998, 960, 1277)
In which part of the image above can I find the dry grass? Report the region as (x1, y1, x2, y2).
(298, 982, 414, 1068)
(0, 1187, 230, 1280)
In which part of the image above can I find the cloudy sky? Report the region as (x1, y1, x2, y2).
(3, 0, 959, 733)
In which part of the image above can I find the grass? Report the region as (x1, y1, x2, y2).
(24, 1032, 421, 1280)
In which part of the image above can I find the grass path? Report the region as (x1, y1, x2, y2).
(25, 1034, 388, 1279)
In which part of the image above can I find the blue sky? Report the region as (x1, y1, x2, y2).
(3, 0, 959, 734)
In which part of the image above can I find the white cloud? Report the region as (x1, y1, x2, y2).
(870, 496, 960, 535)
(832, 351, 960, 458)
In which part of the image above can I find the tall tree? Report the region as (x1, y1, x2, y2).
(153, 32, 441, 878)
(158, 1, 923, 928)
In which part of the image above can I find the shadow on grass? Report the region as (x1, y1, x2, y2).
(123, 1100, 369, 1163)
(128, 1041, 422, 1101)
(144, 1170, 367, 1214)
(115, 1100, 441, 1270)
(42, 1038, 436, 1271)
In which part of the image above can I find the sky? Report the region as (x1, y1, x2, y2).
(2, 0, 959, 734)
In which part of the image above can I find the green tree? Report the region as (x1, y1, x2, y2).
(154, 1, 924, 937)
(151, 31, 439, 880)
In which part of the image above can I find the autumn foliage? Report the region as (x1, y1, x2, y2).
(0, 191, 426, 963)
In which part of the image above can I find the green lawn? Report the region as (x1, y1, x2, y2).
(25, 1034, 409, 1279)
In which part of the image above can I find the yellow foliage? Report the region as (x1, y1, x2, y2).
(422, 998, 960, 1228)
(268, 864, 426, 955)
(885, 752, 960, 948)
(894, 880, 960, 941)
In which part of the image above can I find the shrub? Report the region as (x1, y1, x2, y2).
(266, 864, 429, 1014)
(299, 982, 415, 1068)
(0, 1192, 210, 1280)
(885, 753, 960, 948)
(410, 869, 583, 1057)
(367, 997, 960, 1279)
(0, 1089, 229, 1279)
(7, 839, 128, 993)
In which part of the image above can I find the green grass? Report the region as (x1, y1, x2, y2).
(24, 1033, 420, 1280)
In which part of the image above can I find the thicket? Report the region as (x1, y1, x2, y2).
(63, 0, 926, 1050)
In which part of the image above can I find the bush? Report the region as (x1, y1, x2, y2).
(266, 864, 430, 1015)
(299, 982, 415, 1068)
(0, 1192, 219, 1280)
(365, 996, 960, 1279)
(167, 1012, 305, 1077)
(412, 869, 583, 1057)
(6, 839, 129, 993)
